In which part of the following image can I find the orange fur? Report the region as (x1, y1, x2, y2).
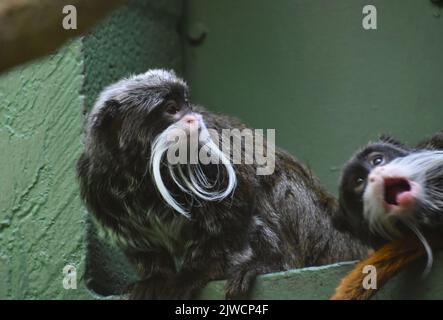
(331, 233, 443, 300)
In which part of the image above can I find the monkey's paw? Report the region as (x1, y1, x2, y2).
(225, 268, 257, 300)
(127, 274, 170, 300)
(157, 276, 196, 300)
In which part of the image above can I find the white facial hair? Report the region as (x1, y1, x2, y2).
(150, 116, 237, 218)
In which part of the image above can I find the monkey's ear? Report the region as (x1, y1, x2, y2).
(378, 134, 405, 148)
(331, 204, 351, 233)
(93, 100, 122, 147)
(94, 100, 122, 131)
(416, 130, 443, 150)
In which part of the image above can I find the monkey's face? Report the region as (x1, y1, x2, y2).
(332, 138, 411, 246)
(372, 150, 443, 231)
(334, 137, 443, 247)
(87, 70, 195, 155)
(84, 70, 236, 217)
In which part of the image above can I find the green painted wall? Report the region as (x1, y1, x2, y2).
(184, 0, 443, 193)
(0, 0, 183, 299)
(0, 40, 89, 299)
(1, 0, 443, 300)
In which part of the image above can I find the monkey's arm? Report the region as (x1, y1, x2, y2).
(331, 234, 443, 300)
(124, 250, 177, 299)
(159, 239, 227, 299)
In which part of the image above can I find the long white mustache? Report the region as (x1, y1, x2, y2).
(389, 151, 443, 213)
(150, 118, 237, 217)
(363, 185, 402, 240)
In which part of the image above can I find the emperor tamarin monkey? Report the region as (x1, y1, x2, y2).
(77, 69, 366, 299)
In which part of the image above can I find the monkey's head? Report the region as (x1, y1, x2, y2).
(332, 136, 410, 247)
(333, 136, 443, 248)
(79, 69, 236, 217)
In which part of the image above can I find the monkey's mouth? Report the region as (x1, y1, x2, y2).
(383, 178, 412, 207)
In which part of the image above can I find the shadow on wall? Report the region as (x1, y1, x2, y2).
(85, 223, 136, 295)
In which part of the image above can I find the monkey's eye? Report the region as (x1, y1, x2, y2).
(368, 154, 385, 167)
(353, 177, 366, 193)
(165, 100, 180, 115)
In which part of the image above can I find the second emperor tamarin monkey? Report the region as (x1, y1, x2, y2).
(332, 133, 443, 299)
(77, 69, 366, 299)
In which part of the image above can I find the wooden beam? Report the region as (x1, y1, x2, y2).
(0, 0, 127, 73)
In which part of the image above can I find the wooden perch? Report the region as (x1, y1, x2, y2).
(0, 0, 128, 73)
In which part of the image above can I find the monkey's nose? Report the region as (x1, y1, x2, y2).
(183, 114, 198, 124)
(368, 173, 382, 184)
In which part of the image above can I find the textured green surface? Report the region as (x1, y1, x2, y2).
(0, 40, 91, 299)
(185, 0, 443, 193)
(82, 0, 184, 110)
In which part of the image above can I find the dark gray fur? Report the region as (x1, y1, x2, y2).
(77, 69, 366, 299)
